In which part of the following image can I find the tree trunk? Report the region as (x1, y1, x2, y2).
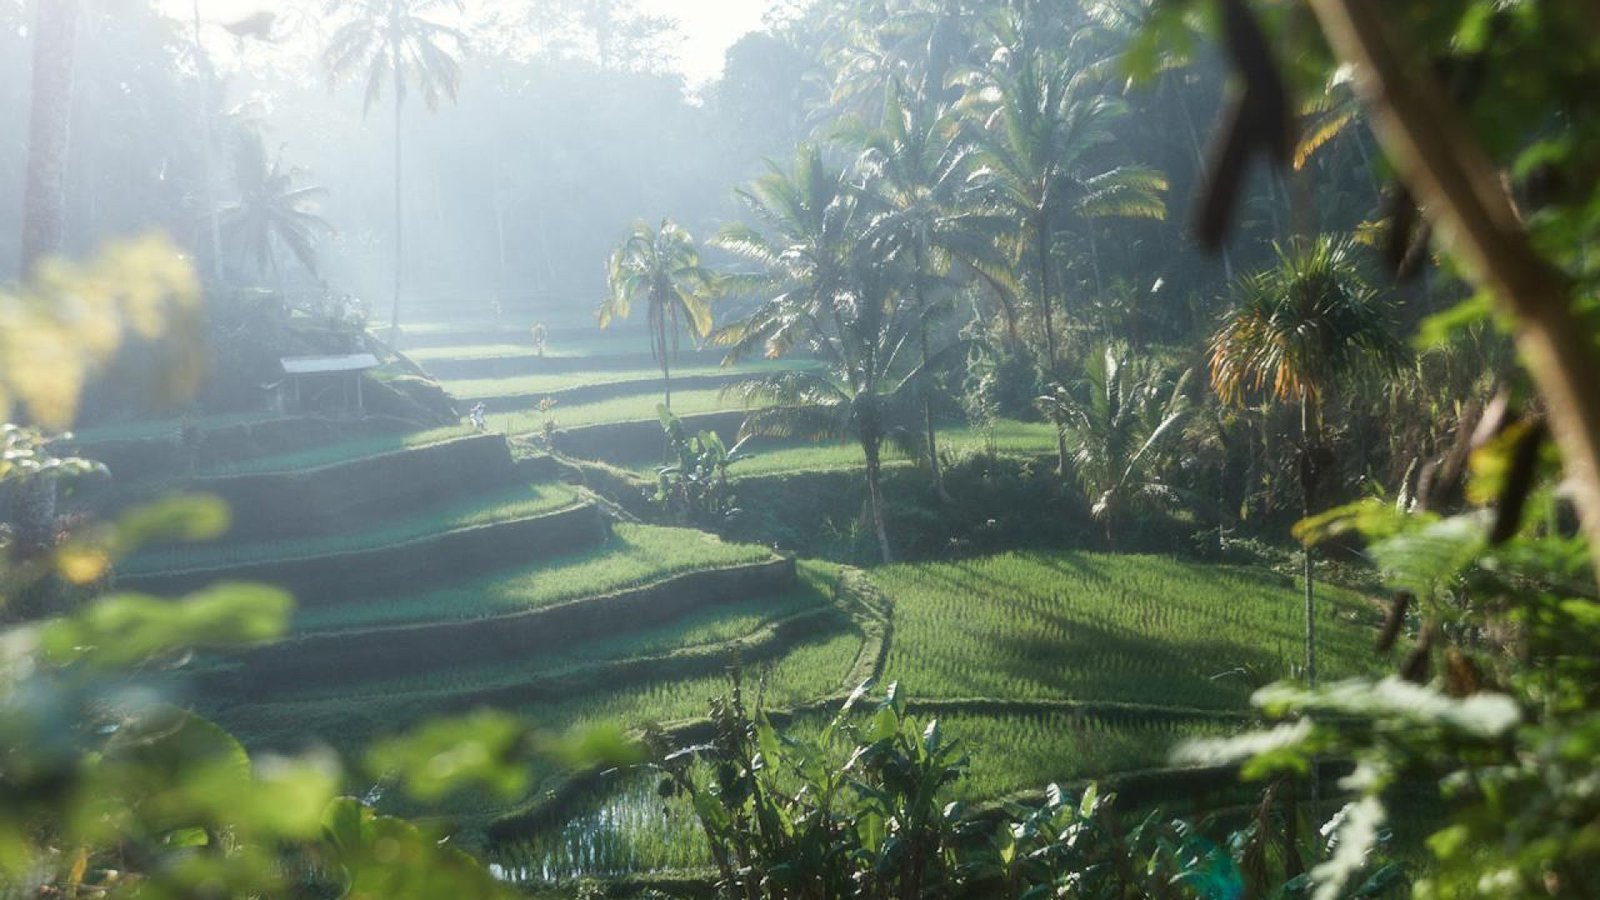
(389, 20, 404, 341)
(863, 433, 893, 564)
(20, 0, 80, 275)
(192, 0, 224, 285)
(912, 246, 947, 499)
(1300, 392, 1318, 688)
(1035, 214, 1071, 475)
(1173, 76, 1235, 281)
(1307, 0, 1600, 579)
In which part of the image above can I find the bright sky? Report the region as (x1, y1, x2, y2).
(160, 0, 771, 86)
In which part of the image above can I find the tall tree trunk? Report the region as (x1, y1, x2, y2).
(1300, 392, 1317, 688)
(192, 0, 224, 285)
(1036, 213, 1070, 475)
(390, 23, 404, 341)
(863, 431, 893, 564)
(1308, 0, 1600, 578)
(1172, 76, 1235, 281)
(912, 245, 946, 499)
(20, 0, 80, 275)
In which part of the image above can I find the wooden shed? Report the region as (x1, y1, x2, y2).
(278, 353, 379, 414)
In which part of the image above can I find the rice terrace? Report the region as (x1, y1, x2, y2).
(4, 0, 1595, 898)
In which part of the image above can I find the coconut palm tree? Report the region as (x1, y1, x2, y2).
(598, 219, 716, 411)
(1210, 235, 1406, 687)
(322, 0, 465, 340)
(960, 56, 1168, 377)
(848, 79, 1014, 497)
(714, 146, 953, 564)
(957, 54, 1166, 473)
(1039, 342, 1193, 545)
(218, 130, 334, 291)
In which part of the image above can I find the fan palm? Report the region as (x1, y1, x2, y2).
(1039, 343, 1192, 545)
(1210, 235, 1406, 686)
(714, 147, 954, 564)
(322, 0, 465, 339)
(217, 130, 334, 290)
(598, 219, 717, 410)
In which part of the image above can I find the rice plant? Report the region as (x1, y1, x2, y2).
(121, 482, 581, 574)
(875, 550, 1388, 710)
(292, 523, 776, 632)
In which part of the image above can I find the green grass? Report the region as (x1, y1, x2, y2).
(121, 482, 582, 575)
(874, 550, 1386, 711)
(407, 337, 660, 362)
(617, 420, 1060, 478)
(473, 388, 746, 435)
(441, 359, 817, 402)
(527, 628, 865, 732)
(293, 523, 776, 633)
(280, 565, 843, 703)
(193, 425, 473, 476)
(71, 410, 283, 444)
(216, 623, 864, 771)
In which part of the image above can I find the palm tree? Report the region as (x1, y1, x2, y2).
(1210, 235, 1405, 687)
(848, 79, 1014, 497)
(1038, 343, 1192, 545)
(218, 130, 334, 292)
(322, 0, 464, 340)
(714, 147, 952, 564)
(958, 54, 1166, 471)
(598, 219, 716, 410)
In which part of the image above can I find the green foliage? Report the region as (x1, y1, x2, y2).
(1182, 433, 1599, 898)
(1210, 236, 1406, 412)
(652, 404, 749, 526)
(1039, 343, 1193, 538)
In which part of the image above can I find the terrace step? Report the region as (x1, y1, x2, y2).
(118, 502, 608, 604)
(64, 414, 421, 486)
(167, 433, 522, 544)
(472, 372, 749, 412)
(391, 323, 616, 350)
(226, 603, 845, 711)
(549, 410, 747, 465)
(234, 556, 797, 693)
(424, 349, 723, 381)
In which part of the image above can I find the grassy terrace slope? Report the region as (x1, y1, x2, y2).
(874, 550, 1385, 710)
(122, 482, 580, 574)
(440, 359, 809, 402)
(215, 563, 865, 757)
(292, 523, 774, 632)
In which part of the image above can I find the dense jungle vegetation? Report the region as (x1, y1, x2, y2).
(2, 0, 1599, 897)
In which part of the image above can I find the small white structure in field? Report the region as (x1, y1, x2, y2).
(278, 353, 379, 414)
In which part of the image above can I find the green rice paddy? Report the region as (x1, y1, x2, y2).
(195, 425, 474, 476)
(121, 482, 582, 575)
(292, 523, 776, 633)
(441, 358, 818, 401)
(874, 550, 1387, 710)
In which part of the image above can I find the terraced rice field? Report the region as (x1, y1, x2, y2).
(873, 551, 1386, 709)
(195, 424, 475, 476)
(122, 482, 581, 574)
(441, 358, 817, 402)
(125, 319, 1391, 886)
(292, 523, 776, 632)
